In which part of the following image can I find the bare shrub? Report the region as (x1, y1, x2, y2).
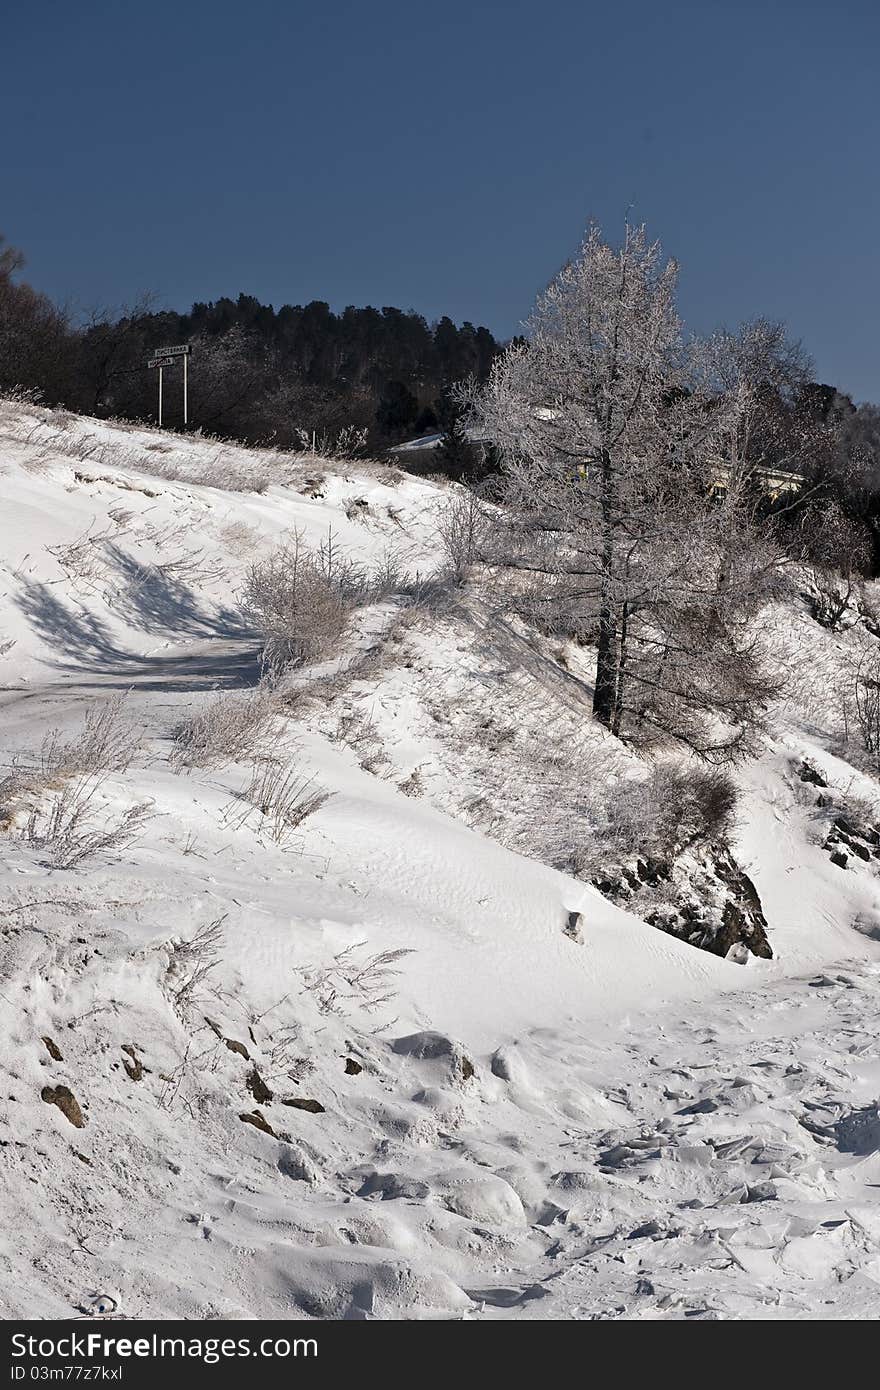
(436, 487, 489, 585)
(836, 785, 879, 831)
(241, 530, 357, 675)
(797, 500, 872, 631)
(21, 775, 154, 869)
(369, 548, 410, 598)
(172, 686, 277, 768)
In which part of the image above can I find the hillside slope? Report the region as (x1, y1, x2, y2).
(2, 401, 880, 1320)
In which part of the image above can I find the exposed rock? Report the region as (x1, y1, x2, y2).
(281, 1097, 325, 1114)
(564, 910, 584, 943)
(797, 761, 827, 788)
(41, 1036, 63, 1062)
(246, 1067, 273, 1104)
(392, 1031, 455, 1060)
(357, 1170, 431, 1201)
(344, 1057, 363, 1075)
(121, 1044, 143, 1081)
(41, 1085, 85, 1128)
(593, 846, 772, 960)
(636, 858, 671, 885)
(818, 797, 880, 871)
(205, 1017, 250, 1059)
(239, 1109, 276, 1137)
(834, 1104, 880, 1155)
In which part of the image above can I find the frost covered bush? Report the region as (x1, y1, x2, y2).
(852, 646, 880, 772)
(241, 531, 363, 676)
(436, 487, 489, 585)
(576, 764, 739, 878)
(241, 529, 445, 675)
(172, 686, 277, 768)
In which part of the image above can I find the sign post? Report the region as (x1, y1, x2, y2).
(146, 345, 192, 429)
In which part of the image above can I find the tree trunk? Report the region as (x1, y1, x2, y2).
(611, 600, 628, 736)
(592, 447, 617, 728)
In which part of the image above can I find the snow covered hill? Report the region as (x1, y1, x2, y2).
(2, 398, 880, 1321)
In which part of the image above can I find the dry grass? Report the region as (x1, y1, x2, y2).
(171, 686, 277, 768)
(20, 774, 154, 869)
(295, 942, 414, 1019)
(221, 760, 332, 846)
(165, 917, 226, 1019)
(39, 693, 141, 778)
(2, 694, 141, 820)
(243, 763, 331, 843)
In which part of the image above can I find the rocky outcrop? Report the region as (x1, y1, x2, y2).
(593, 846, 772, 960)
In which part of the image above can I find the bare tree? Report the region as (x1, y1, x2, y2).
(462, 224, 782, 758)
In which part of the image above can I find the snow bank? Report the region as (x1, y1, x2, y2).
(2, 402, 880, 1321)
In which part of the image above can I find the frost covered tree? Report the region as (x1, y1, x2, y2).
(463, 224, 782, 759)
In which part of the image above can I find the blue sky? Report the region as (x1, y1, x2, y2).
(3, 0, 879, 399)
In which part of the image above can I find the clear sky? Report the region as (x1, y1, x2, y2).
(3, 0, 879, 399)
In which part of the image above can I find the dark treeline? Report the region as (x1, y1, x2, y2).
(0, 234, 500, 454)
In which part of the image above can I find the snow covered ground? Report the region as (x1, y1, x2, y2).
(2, 400, 880, 1320)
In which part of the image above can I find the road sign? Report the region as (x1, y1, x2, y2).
(146, 345, 192, 428)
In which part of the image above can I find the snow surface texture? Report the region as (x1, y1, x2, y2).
(2, 400, 880, 1320)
